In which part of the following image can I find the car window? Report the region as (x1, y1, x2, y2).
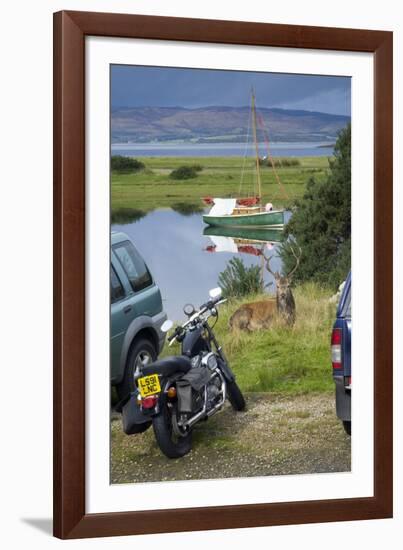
(342, 287, 351, 317)
(110, 265, 125, 303)
(113, 241, 153, 292)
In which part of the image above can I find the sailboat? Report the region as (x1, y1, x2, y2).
(202, 90, 286, 229)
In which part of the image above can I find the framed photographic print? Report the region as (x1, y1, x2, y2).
(53, 11, 393, 539)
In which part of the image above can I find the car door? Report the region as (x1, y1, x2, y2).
(112, 239, 162, 320)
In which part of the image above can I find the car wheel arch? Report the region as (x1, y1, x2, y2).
(118, 317, 156, 373)
(123, 327, 159, 373)
(116, 336, 159, 401)
(130, 327, 158, 357)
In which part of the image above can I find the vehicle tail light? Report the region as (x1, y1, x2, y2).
(167, 386, 177, 399)
(141, 395, 158, 409)
(331, 328, 342, 369)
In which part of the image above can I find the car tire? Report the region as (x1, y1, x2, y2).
(342, 420, 351, 436)
(117, 338, 157, 434)
(117, 337, 158, 400)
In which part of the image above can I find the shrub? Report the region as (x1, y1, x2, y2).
(218, 257, 262, 298)
(281, 158, 300, 167)
(111, 155, 145, 173)
(169, 165, 198, 180)
(258, 157, 300, 168)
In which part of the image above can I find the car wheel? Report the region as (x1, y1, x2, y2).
(342, 420, 351, 436)
(117, 338, 157, 400)
(117, 338, 157, 435)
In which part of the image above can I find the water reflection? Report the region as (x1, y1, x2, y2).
(203, 225, 284, 294)
(111, 207, 146, 225)
(112, 208, 286, 320)
(203, 226, 282, 248)
(170, 202, 204, 216)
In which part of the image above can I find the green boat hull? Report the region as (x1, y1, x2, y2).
(203, 209, 284, 228)
(203, 225, 282, 243)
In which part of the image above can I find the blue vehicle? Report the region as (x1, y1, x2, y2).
(331, 271, 351, 435)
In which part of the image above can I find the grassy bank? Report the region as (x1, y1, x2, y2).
(163, 282, 336, 395)
(111, 155, 330, 214)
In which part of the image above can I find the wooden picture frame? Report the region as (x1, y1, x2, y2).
(53, 10, 393, 539)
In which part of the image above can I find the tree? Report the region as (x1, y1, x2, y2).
(280, 124, 351, 289)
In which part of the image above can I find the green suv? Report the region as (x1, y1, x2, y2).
(111, 232, 167, 404)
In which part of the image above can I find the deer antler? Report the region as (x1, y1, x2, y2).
(286, 243, 302, 279)
(262, 251, 279, 278)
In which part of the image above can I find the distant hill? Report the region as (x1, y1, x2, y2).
(111, 105, 350, 144)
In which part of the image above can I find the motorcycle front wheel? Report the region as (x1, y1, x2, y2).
(152, 399, 192, 458)
(226, 380, 246, 411)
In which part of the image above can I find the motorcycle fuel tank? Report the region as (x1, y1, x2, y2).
(181, 325, 209, 357)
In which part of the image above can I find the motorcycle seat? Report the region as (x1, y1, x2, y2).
(141, 355, 192, 377)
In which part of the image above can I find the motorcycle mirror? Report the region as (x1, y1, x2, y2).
(183, 303, 195, 317)
(209, 287, 222, 299)
(161, 320, 174, 333)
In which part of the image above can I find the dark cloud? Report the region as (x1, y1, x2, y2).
(111, 65, 351, 116)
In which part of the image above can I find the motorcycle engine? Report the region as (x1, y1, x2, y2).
(192, 388, 204, 412)
(206, 373, 223, 412)
(188, 352, 224, 415)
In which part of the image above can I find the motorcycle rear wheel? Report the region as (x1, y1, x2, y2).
(153, 400, 192, 458)
(226, 380, 246, 411)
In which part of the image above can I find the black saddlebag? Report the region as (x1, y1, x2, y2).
(176, 367, 211, 413)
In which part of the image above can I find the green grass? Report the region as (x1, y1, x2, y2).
(162, 282, 336, 395)
(111, 156, 331, 214)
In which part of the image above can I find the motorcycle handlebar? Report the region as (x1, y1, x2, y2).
(167, 326, 182, 343)
(200, 294, 222, 310)
(167, 296, 227, 346)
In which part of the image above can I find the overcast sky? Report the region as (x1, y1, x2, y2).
(111, 65, 351, 116)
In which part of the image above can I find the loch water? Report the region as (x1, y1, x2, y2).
(112, 209, 292, 321)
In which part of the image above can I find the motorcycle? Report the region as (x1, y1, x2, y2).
(121, 287, 246, 458)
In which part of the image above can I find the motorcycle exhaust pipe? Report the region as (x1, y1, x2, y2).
(206, 379, 226, 419)
(181, 376, 226, 430)
(180, 387, 208, 430)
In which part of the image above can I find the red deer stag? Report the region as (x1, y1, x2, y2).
(229, 245, 302, 331)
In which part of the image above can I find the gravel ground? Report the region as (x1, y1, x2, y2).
(110, 392, 351, 484)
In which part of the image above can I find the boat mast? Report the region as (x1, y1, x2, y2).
(251, 88, 262, 203)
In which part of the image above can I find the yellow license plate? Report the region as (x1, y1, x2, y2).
(137, 374, 161, 398)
